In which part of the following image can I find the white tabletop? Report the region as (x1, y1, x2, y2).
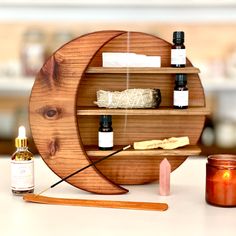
(0, 156, 235, 236)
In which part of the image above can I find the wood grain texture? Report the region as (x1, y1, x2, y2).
(78, 115, 205, 145)
(88, 32, 190, 68)
(23, 194, 168, 211)
(77, 107, 210, 116)
(29, 31, 207, 191)
(90, 155, 188, 184)
(77, 31, 206, 185)
(85, 145, 201, 157)
(85, 146, 200, 184)
(77, 74, 205, 107)
(86, 67, 200, 74)
(29, 31, 128, 194)
(77, 32, 205, 108)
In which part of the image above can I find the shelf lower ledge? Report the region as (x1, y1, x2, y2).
(85, 145, 201, 157)
(77, 107, 211, 116)
(86, 67, 200, 74)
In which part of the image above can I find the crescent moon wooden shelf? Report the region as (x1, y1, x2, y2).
(29, 30, 208, 194)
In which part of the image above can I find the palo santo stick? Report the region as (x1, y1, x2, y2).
(133, 136, 190, 150)
(23, 194, 168, 211)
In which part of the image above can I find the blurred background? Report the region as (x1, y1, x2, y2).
(1, 0, 236, 155)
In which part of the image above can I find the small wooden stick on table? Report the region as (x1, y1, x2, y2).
(23, 194, 168, 211)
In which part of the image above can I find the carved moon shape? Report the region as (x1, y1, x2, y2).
(30, 30, 206, 193)
(29, 31, 128, 194)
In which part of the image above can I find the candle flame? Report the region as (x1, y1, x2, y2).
(222, 171, 231, 180)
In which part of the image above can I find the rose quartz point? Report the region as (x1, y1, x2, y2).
(159, 158, 171, 196)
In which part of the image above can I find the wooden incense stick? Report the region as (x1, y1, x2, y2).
(37, 145, 131, 196)
(23, 194, 168, 211)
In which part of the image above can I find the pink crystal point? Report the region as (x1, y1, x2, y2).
(159, 158, 171, 196)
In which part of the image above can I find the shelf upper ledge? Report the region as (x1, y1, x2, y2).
(86, 67, 200, 74)
(77, 107, 211, 116)
(85, 145, 201, 157)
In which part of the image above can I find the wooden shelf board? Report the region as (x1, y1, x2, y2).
(85, 145, 201, 157)
(77, 107, 210, 116)
(86, 67, 200, 74)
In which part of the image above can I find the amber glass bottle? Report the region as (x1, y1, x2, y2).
(98, 115, 113, 150)
(171, 31, 186, 67)
(11, 126, 34, 195)
(173, 74, 188, 109)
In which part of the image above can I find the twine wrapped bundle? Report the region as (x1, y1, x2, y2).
(94, 88, 161, 108)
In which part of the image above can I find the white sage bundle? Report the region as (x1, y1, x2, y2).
(94, 88, 161, 108)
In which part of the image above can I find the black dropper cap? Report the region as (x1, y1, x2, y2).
(100, 115, 112, 127)
(175, 74, 187, 86)
(173, 31, 184, 44)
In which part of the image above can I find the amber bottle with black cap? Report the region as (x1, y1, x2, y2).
(173, 74, 188, 109)
(98, 115, 113, 150)
(171, 31, 186, 67)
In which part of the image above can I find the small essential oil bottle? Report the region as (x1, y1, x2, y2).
(171, 31, 186, 67)
(173, 74, 189, 109)
(11, 126, 34, 195)
(98, 115, 113, 150)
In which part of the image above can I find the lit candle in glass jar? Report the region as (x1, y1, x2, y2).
(206, 155, 236, 207)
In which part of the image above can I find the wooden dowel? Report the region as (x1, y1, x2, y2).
(23, 194, 168, 211)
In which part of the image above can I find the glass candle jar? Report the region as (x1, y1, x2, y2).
(206, 155, 236, 207)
